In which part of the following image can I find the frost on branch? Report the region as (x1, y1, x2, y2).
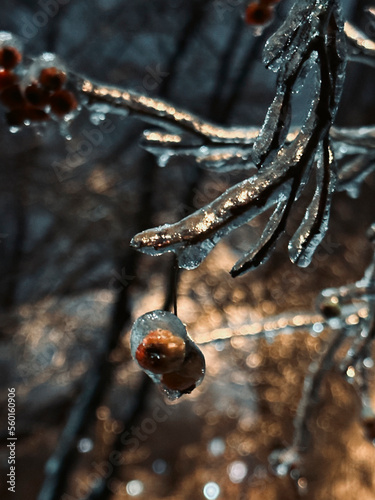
(130, 0, 347, 276)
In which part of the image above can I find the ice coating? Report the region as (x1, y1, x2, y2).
(0, 31, 23, 55)
(288, 141, 336, 267)
(131, 310, 205, 400)
(131, 310, 188, 357)
(130, 161, 297, 270)
(80, 79, 258, 144)
(129, 0, 347, 274)
(141, 129, 257, 172)
(26, 52, 66, 82)
(344, 22, 375, 68)
(231, 198, 289, 277)
(0, 4, 361, 276)
(263, 0, 323, 71)
(252, 91, 287, 164)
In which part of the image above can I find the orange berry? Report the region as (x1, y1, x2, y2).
(135, 329, 186, 374)
(0, 70, 18, 91)
(161, 371, 197, 393)
(245, 2, 274, 25)
(0, 84, 26, 109)
(49, 89, 77, 116)
(25, 83, 50, 107)
(39, 67, 66, 91)
(0, 46, 22, 70)
(161, 347, 205, 394)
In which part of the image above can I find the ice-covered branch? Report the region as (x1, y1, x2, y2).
(78, 78, 258, 145)
(131, 0, 346, 275)
(3, 0, 375, 279)
(344, 22, 375, 67)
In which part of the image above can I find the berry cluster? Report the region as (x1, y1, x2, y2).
(0, 45, 77, 127)
(245, 0, 281, 26)
(135, 328, 205, 394)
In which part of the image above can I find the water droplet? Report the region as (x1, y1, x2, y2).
(77, 437, 93, 453)
(214, 341, 225, 352)
(203, 482, 220, 499)
(276, 462, 289, 476)
(89, 112, 107, 125)
(152, 459, 167, 474)
(363, 357, 374, 369)
(157, 153, 171, 168)
(126, 480, 144, 496)
(312, 322, 324, 334)
(58, 121, 72, 141)
(208, 437, 226, 457)
(228, 461, 247, 483)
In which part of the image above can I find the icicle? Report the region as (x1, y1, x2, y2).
(252, 91, 289, 164)
(289, 141, 336, 267)
(231, 198, 289, 276)
(130, 158, 295, 270)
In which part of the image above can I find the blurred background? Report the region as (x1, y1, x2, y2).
(0, 0, 374, 499)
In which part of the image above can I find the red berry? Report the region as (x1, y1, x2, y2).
(25, 83, 50, 107)
(245, 2, 274, 25)
(161, 347, 205, 394)
(25, 106, 50, 122)
(49, 89, 77, 116)
(0, 46, 22, 70)
(5, 108, 27, 126)
(0, 84, 26, 109)
(135, 329, 186, 374)
(39, 67, 66, 91)
(0, 70, 18, 91)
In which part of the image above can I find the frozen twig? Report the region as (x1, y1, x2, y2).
(344, 22, 375, 67)
(4, 6, 374, 280)
(129, 0, 346, 275)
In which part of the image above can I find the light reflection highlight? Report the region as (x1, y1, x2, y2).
(203, 482, 220, 499)
(228, 461, 248, 483)
(126, 480, 144, 496)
